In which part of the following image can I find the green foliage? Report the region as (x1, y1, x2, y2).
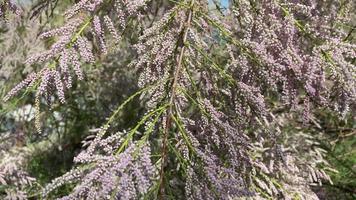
(310, 110, 356, 199)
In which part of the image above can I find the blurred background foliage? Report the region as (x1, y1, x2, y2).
(0, 0, 355, 199)
(0, 0, 143, 198)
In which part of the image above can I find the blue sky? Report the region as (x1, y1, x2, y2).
(209, 0, 229, 9)
(221, 0, 229, 8)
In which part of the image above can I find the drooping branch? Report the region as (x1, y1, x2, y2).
(158, 0, 195, 198)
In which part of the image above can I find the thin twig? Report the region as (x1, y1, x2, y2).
(158, 0, 195, 198)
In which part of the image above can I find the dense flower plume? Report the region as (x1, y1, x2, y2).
(1, 0, 355, 199)
(0, 0, 21, 20)
(0, 145, 37, 200)
(43, 133, 156, 199)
